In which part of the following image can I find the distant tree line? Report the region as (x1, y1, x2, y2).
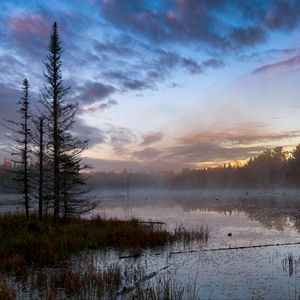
(86, 146, 300, 190)
(3, 22, 90, 223)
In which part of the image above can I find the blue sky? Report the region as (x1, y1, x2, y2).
(1, 0, 300, 171)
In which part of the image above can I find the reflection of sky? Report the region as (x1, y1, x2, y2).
(90, 189, 300, 298)
(1, 1, 300, 170)
(94, 189, 300, 238)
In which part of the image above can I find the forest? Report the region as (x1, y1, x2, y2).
(2, 144, 300, 193)
(39, 145, 300, 189)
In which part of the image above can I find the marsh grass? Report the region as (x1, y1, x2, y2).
(172, 225, 209, 243)
(0, 281, 15, 300)
(132, 275, 201, 300)
(0, 213, 208, 277)
(0, 213, 162, 275)
(5, 262, 201, 300)
(4, 259, 146, 299)
(0, 213, 208, 299)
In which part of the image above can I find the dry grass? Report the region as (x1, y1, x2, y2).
(0, 281, 15, 300)
(172, 225, 209, 243)
(0, 212, 208, 299)
(6, 261, 201, 300)
(0, 213, 165, 276)
(0, 213, 208, 278)
(12, 260, 144, 299)
(131, 276, 201, 300)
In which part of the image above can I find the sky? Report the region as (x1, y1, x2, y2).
(1, 0, 300, 172)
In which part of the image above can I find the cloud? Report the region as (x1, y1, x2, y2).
(71, 119, 106, 147)
(102, 69, 155, 91)
(8, 13, 49, 38)
(71, 122, 300, 171)
(133, 147, 162, 160)
(182, 58, 202, 74)
(166, 142, 263, 164)
(71, 120, 137, 155)
(105, 124, 136, 155)
(6, 12, 52, 57)
(263, 0, 300, 30)
(122, 79, 152, 91)
(124, 123, 300, 169)
(230, 26, 266, 48)
(202, 58, 224, 69)
(237, 47, 299, 63)
(252, 54, 300, 74)
(1, 5, 229, 108)
(77, 82, 116, 103)
(140, 132, 164, 146)
(101, 48, 209, 93)
(178, 124, 300, 146)
(81, 99, 118, 112)
(100, 0, 300, 51)
(0, 84, 20, 147)
(94, 40, 139, 56)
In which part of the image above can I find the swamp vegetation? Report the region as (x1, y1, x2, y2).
(0, 213, 208, 299)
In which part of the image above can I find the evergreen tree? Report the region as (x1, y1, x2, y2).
(41, 22, 89, 223)
(6, 79, 31, 220)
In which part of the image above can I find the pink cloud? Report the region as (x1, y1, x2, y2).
(8, 13, 49, 38)
(140, 132, 164, 146)
(253, 54, 300, 74)
(81, 100, 118, 112)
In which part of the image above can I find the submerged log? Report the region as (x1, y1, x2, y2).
(116, 266, 169, 296)
(138, 221, 166, 225)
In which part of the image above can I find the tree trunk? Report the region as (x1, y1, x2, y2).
(38, 117, 44, 221)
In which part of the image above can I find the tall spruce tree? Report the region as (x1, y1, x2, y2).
(41, 22, 70, 223)
(41, 22, 89, 223)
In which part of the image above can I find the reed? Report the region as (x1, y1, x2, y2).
(0, 281, 15, 300)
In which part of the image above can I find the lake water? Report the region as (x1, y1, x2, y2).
(89, 189, 300, 299)
(3, 189, 300, 299)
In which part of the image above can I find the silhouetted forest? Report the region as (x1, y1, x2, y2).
(2, 145, 300, 190)
(85, 145, 300, 189)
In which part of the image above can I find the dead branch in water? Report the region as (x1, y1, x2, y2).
(116, 266, 169, 296)
(169, 241, 300, 256)
(138, 221, 166, 225)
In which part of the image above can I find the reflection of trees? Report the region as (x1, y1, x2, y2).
(101, 189, 300, 233)
(175, 192, 300, 232)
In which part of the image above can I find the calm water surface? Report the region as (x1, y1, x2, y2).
(89, 189, 300, 299)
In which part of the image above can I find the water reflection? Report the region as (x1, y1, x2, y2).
(97, 189, 300, 233)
